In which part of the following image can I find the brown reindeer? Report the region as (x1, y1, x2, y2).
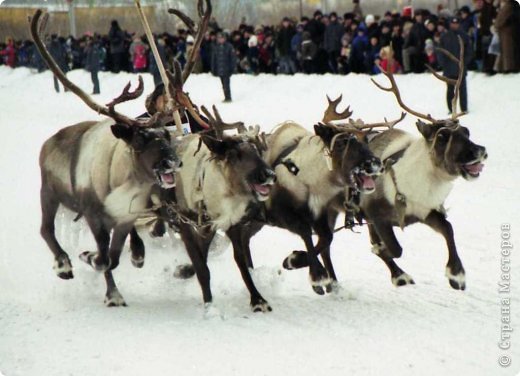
(32, 10, 188, 306)
(173, 108, 277, 312)
(284, 38, 487, 290)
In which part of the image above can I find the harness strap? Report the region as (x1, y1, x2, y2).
(383, 148, 408, 229)
(271, 138, 303, 176)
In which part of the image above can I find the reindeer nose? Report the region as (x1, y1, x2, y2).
(363, 158, 382, 174)
(260, 168, 276, 184)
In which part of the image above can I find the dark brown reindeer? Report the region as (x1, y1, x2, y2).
(261, 98, 404, 291)
(32, 10, 185, 306)
(173, 107, 277, 313)
(284, 39, 487, 290)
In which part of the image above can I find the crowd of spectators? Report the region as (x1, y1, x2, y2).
(1, 0, 519, 80)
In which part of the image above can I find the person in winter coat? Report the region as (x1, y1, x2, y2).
(299, 31, 318, 73)
(108, 20, 125, 73)
(495, 0, 520, 72)
(478, 0, 498, 73)
(379, 45, 402, 73)
(276, 17, 296, 74)
(0, 38, 16, 68)
(149, 36, 168, 87)
(47, 34, 69, 93)
(129, 36, 148, 73)
(323, 12, 344, 73)
(403, 11, 429, 73)
(247, 35, 260, 74)
(349, 26, 368, 73)
(211, 32, 236, 102)
(438, 17, 474, 114)
(291, 23, 304, 71)
(84, 36, 103, 95)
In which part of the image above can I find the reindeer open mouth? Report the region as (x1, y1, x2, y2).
(460, 158, 486, 179)
(349, 158, 383, 194)
(155, 159, 181, 189)
(249, 168, 277, 201)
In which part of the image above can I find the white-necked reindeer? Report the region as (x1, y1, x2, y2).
(32, 10, 191, 306)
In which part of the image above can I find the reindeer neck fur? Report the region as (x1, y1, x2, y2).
(383, 136, 456, 220)
(177, 136, 255, 232)
(269, 123, 345, 219)
(74, 121, 155, 224)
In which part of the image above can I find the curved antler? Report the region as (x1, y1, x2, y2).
(30, 9, 142, 127)
(371, 59, 438, 123)
(426, 36, 467, 120)
(322, 94, 353, 124)
(201, 105, 245, 138)
(169, 0, 212, 83)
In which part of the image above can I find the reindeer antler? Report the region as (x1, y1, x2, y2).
(371, 60, 438, 123)
(201, 105, 245, 139)
(425, 36, 466, 121)
(30, 9, 146, 127)
(106, 76, 144, 112)
(322, 95, 353, 124)
(321, 94, 405, 132)
(169, 0, 212, 83)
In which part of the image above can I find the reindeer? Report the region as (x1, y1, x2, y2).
(283, 38, 487, 290)
(173, 107, 277, 312)
(238, 98, 403, 296)
(32, 10, 194, 306)
(358, 38, 487, 289)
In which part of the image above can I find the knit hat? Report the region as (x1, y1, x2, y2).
(365, 14, 375, 26)
(248, 35, 258, 48)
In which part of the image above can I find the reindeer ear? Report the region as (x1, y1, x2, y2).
(201, 135, 227, 156)
(111, 123, 134, 143)
(416, 120, 436, 141)
(314, 123, 335, 146)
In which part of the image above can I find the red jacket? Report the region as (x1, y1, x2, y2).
(0, 43, 16, 68)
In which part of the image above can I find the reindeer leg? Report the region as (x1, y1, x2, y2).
(313, 213, 336, 286)
(102, 224, 133, 307)
(40, 190, 73, 280)
(79, 215, 110, 272)
(424, 210, 465, 290)
(368, 224, 414, 287)
(178, 223, 213, 305)
(129, 228, 145, 268)
(371, 219, 403, 258)
(241, 221, 263, 269)
(227, 224, 271, 313)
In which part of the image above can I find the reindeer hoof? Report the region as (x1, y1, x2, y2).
(173, 264, 196, 279)
(131, 256, 144, 268)
(79, 251, 110, 272)
(310, 267, 332, 295)
(149, 221, 166, 238)
(104, 291, 127, 307)
(282, 250, 309, 270)
(446, 267, 466, 290)
(251, 299, 272, 313)
(392, 272, 415, 287)
(53, 255, 74, 280)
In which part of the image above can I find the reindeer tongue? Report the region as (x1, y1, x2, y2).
(252, 184, 271, 196)
(161, 173, 175, 185)
(360, 174, 376, 190)
(465, 162, 484, 174)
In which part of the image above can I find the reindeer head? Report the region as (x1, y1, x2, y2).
(112, 118, 180, 189)
(200, 107, 275, 201)
(371, 37, 487, 181)
(315, 95, 398, 193)
(416, 120, 487, 180)
(30, 9, 181, 189)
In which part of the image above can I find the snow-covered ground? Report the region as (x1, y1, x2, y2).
(0, 66, 518, 376)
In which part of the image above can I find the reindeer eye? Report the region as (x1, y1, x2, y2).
(436, 132, 448, 143)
